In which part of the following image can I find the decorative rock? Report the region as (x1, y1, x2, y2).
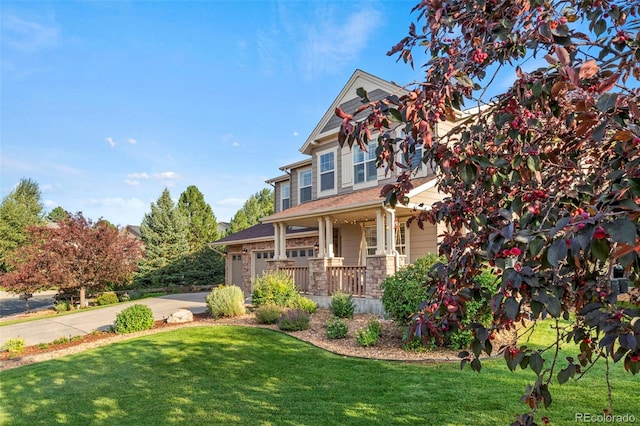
(166, 308, 194, 324)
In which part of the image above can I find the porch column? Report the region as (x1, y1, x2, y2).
(325, 216, 334, 258)
(375, 208, 385, 255)
(279, 222, 287, 259)
(386, 208, 396, 255)
(317, 217, 325, 258)
(273, 223, 281, 259)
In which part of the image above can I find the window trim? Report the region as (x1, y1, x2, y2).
(353, 141, 378, 188)
(317, 147, 337, 196)
(281, 182, 290, 211)
(298, 168, 312, 203)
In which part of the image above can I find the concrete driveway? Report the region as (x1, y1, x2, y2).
(0, 292, 209, 347)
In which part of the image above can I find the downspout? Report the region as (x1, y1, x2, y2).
(382, 202, 401, 273)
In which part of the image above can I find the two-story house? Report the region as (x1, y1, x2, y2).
(212, 70, 454, 311)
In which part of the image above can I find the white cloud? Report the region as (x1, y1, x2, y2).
(127, 172, 150, 179)
(2, 13, 59, 52)
(222, 133, 240, 147)
(124, 179, 140, 186)
(86, 197, 145, 209)
(43, 199, 57, 208)
(40, 182, 63, 193)
(216, 197, 247, 206)
(125, 171, 181, 186)
(128, 138, 137, 144)
(155, 171, 179, 180)
(106, 137, 116, 148)
(293, 131, 299, 136)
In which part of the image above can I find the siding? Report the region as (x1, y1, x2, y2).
(339, 224, 363, 265)
(408, 223, 439, 263)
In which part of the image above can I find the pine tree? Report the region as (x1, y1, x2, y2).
(228, 188, 274, 234)
(178, 185, 219, 252)
(46, 206, 69, 223)
(0, 178, 44, 271)
(138, 188, 189, 286)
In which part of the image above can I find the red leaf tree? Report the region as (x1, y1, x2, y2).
(339, 0, 639, 422)
(0, 212, 143, 307)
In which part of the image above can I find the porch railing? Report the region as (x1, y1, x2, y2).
(327, 266, 366, 297)
(280, 266, 310, 293)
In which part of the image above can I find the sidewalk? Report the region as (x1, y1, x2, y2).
(0, 292, 209, 347)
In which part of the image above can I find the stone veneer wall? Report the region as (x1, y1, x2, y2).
(308, 257, 344, 296)
(365, 255, 406, 298)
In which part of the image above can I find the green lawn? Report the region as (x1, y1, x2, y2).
(0, 325, 638, 425)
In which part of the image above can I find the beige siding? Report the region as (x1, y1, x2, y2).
(408, 223, 439, 263)
(339, 224, 363, 265)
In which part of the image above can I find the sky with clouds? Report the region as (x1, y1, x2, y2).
(1, 0, 431, 226)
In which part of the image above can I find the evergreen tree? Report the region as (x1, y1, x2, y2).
(228, 188, 274, 234)
(0, 178, 44, 271)
(138, 188, 189, 286)
(46, 206, 69, 223)
(178, 185, 219, 251)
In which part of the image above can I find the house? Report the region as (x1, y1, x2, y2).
(212, 70, 455, 312)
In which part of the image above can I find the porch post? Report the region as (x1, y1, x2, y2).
(325, 216, 334, 258)
(375, 208, 385, 255)
(279, 222, 287, 259)
(386, 208, 396, 255)
(317, 217, 325, 258)
(273, 223, 281, 259)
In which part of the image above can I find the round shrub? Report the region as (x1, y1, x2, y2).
(114, 304, 154, 334)
(2, 338, 25, 355)
(119, 292, 131, 302)
(96, 292, 119, 306)
(325, 317, 348, 339)
(288, 295, 317, 314)
(206, 285, 246, 318)
(54, 301, 71, 313)
(254, 304, 284, 324)
(381, 253, 444, 325)
(252, 270, 299, 307)
(329, 291, 355, 319)
(276, 309, 310, 331)
(356, 327, 379, 347)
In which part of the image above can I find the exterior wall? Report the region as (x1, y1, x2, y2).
(408, 223, 439, 263)
(365, 255, 406, 299)
(308, 257, 344, 296)
(339, 224, 363, 265)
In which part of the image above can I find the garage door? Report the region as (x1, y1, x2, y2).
(254, 250, 274, 279)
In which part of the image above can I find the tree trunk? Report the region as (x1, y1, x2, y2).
(80, 286, 86, 308)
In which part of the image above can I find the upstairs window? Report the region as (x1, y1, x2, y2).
(299, 169, 312, 203)
(408, 144, 423, 171)
(281, 183, 290, 210)
(354, 142, 377, 184)
(319, 151, 335, 192)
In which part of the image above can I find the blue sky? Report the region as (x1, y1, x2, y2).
(1, 0, 428, 227)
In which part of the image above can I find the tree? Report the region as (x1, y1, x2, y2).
(338, 1, 639, 423)
(228, 188, 274, 234)
(0, 212, 143, 307)
(46, 206, 69, 223)
(0, 178, 44, 271)
(178, 185, 219, 251)
(138, 188, 190, 286)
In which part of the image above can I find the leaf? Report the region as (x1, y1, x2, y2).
(604, 218, 637, 245)
(540, 384, 552, 408)
(597, 93, 618, 113)
(557, 364, 576, 384)
(579, 59, 599, 79)
(590, 238, 610, 262)
(546, 295, 562, 318)
(530, 352, 544, 375)
(550, 216, 571, 239)
(388, 108, 403, 122)
(356, 87, 369, 102)
(555, 45, 570, 66)
(547, 238, 568, 266)
(471, 358, 482, 372)
(593, 19, 606, 36)
(504, 297, 520, 320)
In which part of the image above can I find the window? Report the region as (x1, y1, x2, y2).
(319, 151, 335, 192)
(365, 222, 406, 255)
(395, 222, 407, 255)
(291, 250, 298, 258)
(281, 183, 290, 210)
(299, 169, 312, 203)
(354, 142, 377, 184)
(403, 143, 423, 171)
(365, 225, 377, 256)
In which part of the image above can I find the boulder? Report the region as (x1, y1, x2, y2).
(166, 308, 194, 324)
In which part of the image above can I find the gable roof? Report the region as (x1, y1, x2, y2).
(300, 69, 407, 155)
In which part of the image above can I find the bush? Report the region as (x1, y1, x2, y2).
(251, 270, 298, 307)
(276, 309, 310, 331)
(96, 292, 119, 306)
(325, 317, 348, 339)
(288, 295, 317, 314)
(114, 304, 154, 334)
(206, 285, 246, 318)
(381, 253, 444, 325)
(119, 292, 131, 302)
(254, 304, 283, 324)
(329, 291, 355, 319)
(2, 338, 25, 355)
(54, 301, 71, 313)
(356, 319, 383, 347)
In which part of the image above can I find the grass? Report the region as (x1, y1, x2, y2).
(1, 324, 638, 425)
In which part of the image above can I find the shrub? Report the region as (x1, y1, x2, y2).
(288, 295, 317, 314)
(119, 292, 131, 302)
(251, 270, 298, 307)
(356, 319, 383, 347)
(96, 292, 119, 306)
(325, 317, 348, 339)
(54, 301, 72, 313)
(329, 291, 355, 319)
(2, 338, 25, 355)
(206, 285, 246, 318)
(114, 304, 154, 334)
(254, 304, 283, 324)
(52, 337, 70, 345)
(276, 309, 310, 331)
(381, 253, 444, 325)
